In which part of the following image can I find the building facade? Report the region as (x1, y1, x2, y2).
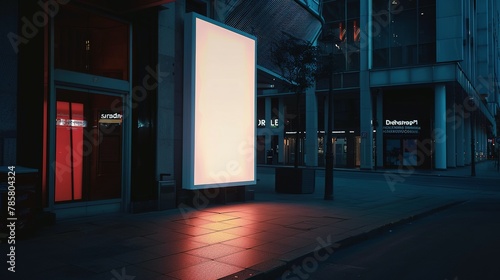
(258, 0, 500, 170)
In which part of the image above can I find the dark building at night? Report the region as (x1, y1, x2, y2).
(1, 0, 499, 223)
(257, 0, 500, 171)
(0, 0, 322, 220)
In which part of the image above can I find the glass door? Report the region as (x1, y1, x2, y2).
(55, 89, 122, 203)
(55, 100, 85, 202)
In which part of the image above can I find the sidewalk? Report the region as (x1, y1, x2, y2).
(1, 163, 499, 280)
(373, 159, 500, 178)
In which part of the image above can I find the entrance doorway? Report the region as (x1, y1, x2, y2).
(54, 89, 122, 203)
(384, 138, 418, 167)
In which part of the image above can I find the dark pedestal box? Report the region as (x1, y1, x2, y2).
(275, 167, 315, 194)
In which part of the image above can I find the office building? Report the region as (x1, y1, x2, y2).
(257, 0, 500, 170)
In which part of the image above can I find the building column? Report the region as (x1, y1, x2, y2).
(464, 113, 471, 165)
(446, 99, 456, 168)
(278, 97, 285, 164)
(376, 91, 384, 168)
(265, 97, 272, 153)
(456, 107, 465, 166)
(305, 86, 318, 166)
(156, 3, 176, 179)
(434, 84, 447, 170)
(359, 0, 373, 170)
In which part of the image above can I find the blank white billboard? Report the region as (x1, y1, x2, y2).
(183, 13, 256, 190)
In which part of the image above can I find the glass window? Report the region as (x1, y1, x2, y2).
(392, 9, 417, 66)
(372, 0, 388, 12)
(372, 0, 435, 68)
(323, 0, 345, 23)
(55, 90, 123, 203)
(346, 19, 360, 71)
(347, 0, 359, 19)
(54, 5, 129, 80)
(418, 0, 435, 7)
(418, 6, 436, 44)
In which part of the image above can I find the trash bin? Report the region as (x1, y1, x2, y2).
(158, 179, 176, 211)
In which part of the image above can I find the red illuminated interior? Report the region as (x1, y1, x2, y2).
(55, 101, 84, 202)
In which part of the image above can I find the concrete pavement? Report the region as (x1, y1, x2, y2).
(1, 160, 499, 280)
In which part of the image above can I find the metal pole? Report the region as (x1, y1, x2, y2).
(471, 110, 476, 177)
(497, 147, 499, 172)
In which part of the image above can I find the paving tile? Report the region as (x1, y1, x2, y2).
(274, 235, 312, 247)
(190, 231, 240, 244)
(143, 240, 209, 256)
(198, 222, 239, 231)
(216, 248, 279, 268)
(220, 226, 265, 236)
(198, 213, 240, 222)
(219, 217, 259, 226)
(13, 264, 99, 280)
(151, 221, 194, 232)
(137, 253, 210, 274)
(104, 265, 164, 280)
(123, 236, 164, 249)
(166, 260, 243, 280)
(171, 217, 213, 226)
(221, 236, 269, 249)
(253, 241, 297, 255)
(71, 257, 129, 274)
(185, 243, 245, 259)
(178, 226, 216, 237)
(143, 230, 191, 242)
(247, 231, 289, 242)
(112, 249, 163, 264)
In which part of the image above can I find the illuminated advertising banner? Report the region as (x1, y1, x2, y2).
(183, 13, 257, 190)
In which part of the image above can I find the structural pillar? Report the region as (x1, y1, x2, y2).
(446, 100, 456, 168)
(305, 86, 318, 166)
(456, 106, 465, 166)
(434, 84, 447, 170)
(376, 90, 384, 168)
(359, 0, 373, 170)
(157, 3, 176, 179)
(278, 97, 285, 164)
(464, 113, 471, 165)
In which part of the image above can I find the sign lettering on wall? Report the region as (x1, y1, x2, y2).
(383, 119, 421, 134)
(258, 119, 278, 128)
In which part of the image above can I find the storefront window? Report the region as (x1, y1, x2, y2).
(54, 6, 129, 80)
(55, 90, 123, 203)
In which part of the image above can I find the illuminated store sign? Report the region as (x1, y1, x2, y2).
(258, 119, 278, 128)
(183, 13, 256, 190)
(56, 118, 87, 127)
(100, 113, 122, 119)
(383, 119, 421, 134)
(99, 112, 122, 124)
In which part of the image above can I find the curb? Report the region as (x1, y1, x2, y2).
(239, 200, 467, 280)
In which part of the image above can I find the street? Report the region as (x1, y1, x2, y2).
(257, 166, 500, 194)
(278, 197, 500, 280)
